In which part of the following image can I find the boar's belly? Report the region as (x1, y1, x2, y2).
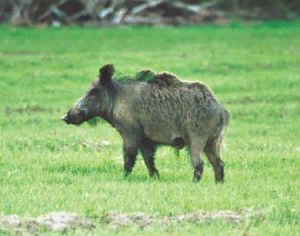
(144, 126, 181, 146)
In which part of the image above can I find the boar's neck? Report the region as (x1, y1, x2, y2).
(99, 80, 119, 127)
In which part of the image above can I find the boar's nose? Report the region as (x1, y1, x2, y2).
(61, 114, 70, 124)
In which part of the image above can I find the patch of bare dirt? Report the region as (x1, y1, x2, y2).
(0, 209, 263, 234)
(0, 212, 95, 234)
(103, 209, 256, 229)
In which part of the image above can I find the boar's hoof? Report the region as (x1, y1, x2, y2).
(193, 170, 202, 182)
(215, 179, 224, 184)
(124, 170, 132, 178)
(215, 168, 224, 184)
(193, 162, 203, 182)
(150, 170, 160, 179)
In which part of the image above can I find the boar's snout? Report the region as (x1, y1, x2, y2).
(61, 114, 70, 124)
(60, 109, 88, 125)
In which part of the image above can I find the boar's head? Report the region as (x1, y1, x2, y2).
(61, 64, 115, 125)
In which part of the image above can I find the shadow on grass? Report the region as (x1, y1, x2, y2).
(44, 163, 191, 183)
(44, 163, 119, 176)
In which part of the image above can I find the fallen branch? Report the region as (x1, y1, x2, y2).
(173, 0, 220, 13)
(36, 0, 68, 22)
(131, 0, 163, 15)
(112, 8, 127, 24)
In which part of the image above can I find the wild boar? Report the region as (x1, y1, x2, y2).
(61, 64, 230, 182)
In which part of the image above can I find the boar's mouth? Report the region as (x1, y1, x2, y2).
(61, 110, 90, 125)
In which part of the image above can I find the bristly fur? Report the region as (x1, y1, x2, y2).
(63, 64, 230, 183)
(89, 69, 182, 127)
(93, 68, 182, 88)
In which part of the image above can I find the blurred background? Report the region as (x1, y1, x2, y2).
(1, 0, 299, 27)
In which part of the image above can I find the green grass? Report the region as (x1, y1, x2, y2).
(0, 21, 300, 235)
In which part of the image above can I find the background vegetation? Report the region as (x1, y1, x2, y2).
(0, 0, 299, 26)
(0, 21, 300, 234)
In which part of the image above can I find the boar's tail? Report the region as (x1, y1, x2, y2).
(214, 108, 230, 150)
(221, 108, 230, 128)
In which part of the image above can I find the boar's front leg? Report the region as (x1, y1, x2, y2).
(122, 130, 142, 177)
(123, 144, 138, 177)
(140, 138, 159, 178)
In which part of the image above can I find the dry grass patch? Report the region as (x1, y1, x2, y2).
(0, 209, 262, 234)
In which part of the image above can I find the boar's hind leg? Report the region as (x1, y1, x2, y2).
(140, 138, 159, 178)
(188, 139, 206, 182)
(204, 137, 224, 183)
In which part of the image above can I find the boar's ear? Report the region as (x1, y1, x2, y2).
(99, 64, 115, 85)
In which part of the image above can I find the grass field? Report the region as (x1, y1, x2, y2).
(0, 21, 300, 235)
